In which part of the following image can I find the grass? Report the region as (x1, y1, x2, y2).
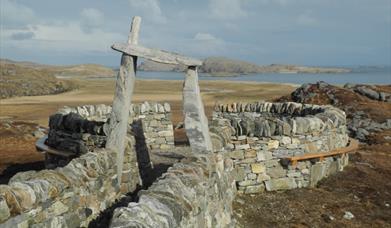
(0, 61, 80, 99)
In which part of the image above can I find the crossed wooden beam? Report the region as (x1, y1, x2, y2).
(105, 16, 212, 186)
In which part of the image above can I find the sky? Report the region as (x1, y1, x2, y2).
(0, 0, 390, 67)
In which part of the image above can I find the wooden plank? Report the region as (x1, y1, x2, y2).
(35, 135, 74, 158)
(286, 138, 359, 165)
(112, 43, 203, 66)
(106, 16, 141, 186)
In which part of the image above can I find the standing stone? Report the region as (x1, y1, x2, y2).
(183, 66, 213, 153)
(105, 16, 141, 185)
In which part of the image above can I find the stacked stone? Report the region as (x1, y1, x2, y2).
(130, 101, 174, 152)
(214, 102, 347, 137)
(110, 153, 236, 228)
(212, 101, 350, 194)
(46, 102, 174, 159)
(0, 137, 140, 227)
(57, 104, 112, 122)
(47, 112, 107, 155)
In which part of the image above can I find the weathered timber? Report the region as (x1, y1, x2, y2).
(284, 138, 359, 166)
(106, 16, 141, 185)
(112, 43, 202, 66)
(183, 66, 213, 153)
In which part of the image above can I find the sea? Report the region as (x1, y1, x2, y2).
(97, 66, 391, 85)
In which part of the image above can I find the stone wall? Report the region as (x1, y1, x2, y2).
(211, 101, 350, 193)
(47, 102, 174, 160)
(0, 137, 139, 227)
(110, 153, 236, 228)
(131, 101, 174, 152)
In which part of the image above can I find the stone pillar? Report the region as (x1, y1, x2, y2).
(105, 16, 141, 185)
(183, 66, 213, 153)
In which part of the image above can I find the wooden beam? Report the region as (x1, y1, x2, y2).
(112, 43, 203, 66)
(106, 16, 141, 186)
(284, 138, 359, 166)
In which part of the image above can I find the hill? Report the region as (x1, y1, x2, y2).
(54, 64, 115, 78)
(0, 59, 79, 99)
(138, 57, 351, 76)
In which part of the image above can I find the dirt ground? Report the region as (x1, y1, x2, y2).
(233, 140, 391, 227)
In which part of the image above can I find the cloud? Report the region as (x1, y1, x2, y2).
(80, 8, 104, 33)
(10, 31, 35, 40)
(128, 0, 167, 23)
(194, 32, 219, 41)
(297, 11, 318, 26)
(209, 0, 247, 20)
(0, 0, 36, 28)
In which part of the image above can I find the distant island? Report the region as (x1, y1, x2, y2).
(138, 57, 351, 76)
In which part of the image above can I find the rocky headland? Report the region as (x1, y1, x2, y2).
(138, 57, 351, 76)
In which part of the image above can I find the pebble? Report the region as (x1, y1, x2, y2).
(343, 211, 355, 220)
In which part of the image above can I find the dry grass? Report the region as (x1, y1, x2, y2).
(0, 79, 296, 126)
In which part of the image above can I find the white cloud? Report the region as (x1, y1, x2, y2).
(0, 2, 124, 55)
(209, 0, 247, 20)
(1, 21, 124, 54)
(0, 0, 37, 28)
(80, 8, 104, 33)
(128, 0, 167, 24)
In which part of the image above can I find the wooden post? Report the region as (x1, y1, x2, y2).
(106, 16, 141, 186)
(183, 66, 213, 153)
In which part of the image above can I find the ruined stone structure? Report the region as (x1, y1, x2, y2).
(0, 17, 358, 228)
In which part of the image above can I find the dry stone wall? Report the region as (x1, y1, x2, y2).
(110, 153, 236, 228)
(211, 101, 350, 193)
(47, 102, 174, 160)
(0, 100, 353, 228)
(0, 137, 139, 227)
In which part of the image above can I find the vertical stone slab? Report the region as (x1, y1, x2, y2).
(183, 66, 213, 153)
(106, 16, 141, 185)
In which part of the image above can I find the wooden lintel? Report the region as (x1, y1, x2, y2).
(286, 138, 359, 166)
(112, 43, 203, 66)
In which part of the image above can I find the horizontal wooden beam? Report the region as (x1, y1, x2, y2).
(112, 43, 203, 66)
(283, 138, 359, 166)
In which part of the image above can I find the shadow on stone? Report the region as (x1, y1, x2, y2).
(0, 161, 45, 184)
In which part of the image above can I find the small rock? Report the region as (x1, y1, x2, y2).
(251, 163, 266, 174)
(267, 140, 279, 149)
(235, 144, 250, 150)
(321, 214, 335, 223)
(343, 211, 354, 220)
